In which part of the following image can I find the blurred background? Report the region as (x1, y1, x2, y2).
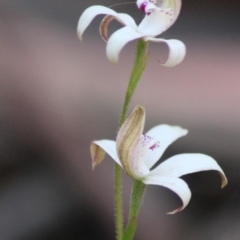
(0, 0, 240, 239)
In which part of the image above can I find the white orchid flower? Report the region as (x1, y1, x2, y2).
(90, 106, 227, 214)
(77, 0, 186, 67)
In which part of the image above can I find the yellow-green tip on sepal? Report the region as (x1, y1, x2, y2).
(90, 142, 106, 169)
(220, 172, 228, 188)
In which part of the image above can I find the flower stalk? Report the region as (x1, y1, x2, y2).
(123, 180, 146, 240)
(116, 40, 148, 240)
(115, 164, 123, 240)
(119, 40, 148, 126)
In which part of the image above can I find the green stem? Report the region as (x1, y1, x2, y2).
(115, 40, 148, 240)
(115, 164, 123, 240)
(119, 40, 149, 126)
(123, 181, 146, 240)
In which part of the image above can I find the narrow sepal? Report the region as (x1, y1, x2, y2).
(77, 5, 118, 40)
(143, 176, 191, 214)
(90, 140, 122, 169)
(145, 37, 186, 67)
(150, 153, 228, 188)
(160, 39, 186, 67)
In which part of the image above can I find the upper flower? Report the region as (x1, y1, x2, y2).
(90, 106, 227, 214)
(77, 0, 186, 67)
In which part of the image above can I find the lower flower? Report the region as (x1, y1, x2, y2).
(90, 105, 227, 214)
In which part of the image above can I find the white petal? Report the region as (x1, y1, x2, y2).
(143, 176, 191, 214)
(106, 26, 145, 63)
(93, 140, 122, 167)
(161, 39, 186, 67)
(77, 5, 118, 40)
(114, 13, 138, 29)
(147, 38, 186, 67)
(150, 153, 228, 188)
(144, 125, 188, 169)
(138, 8, 174, 36)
